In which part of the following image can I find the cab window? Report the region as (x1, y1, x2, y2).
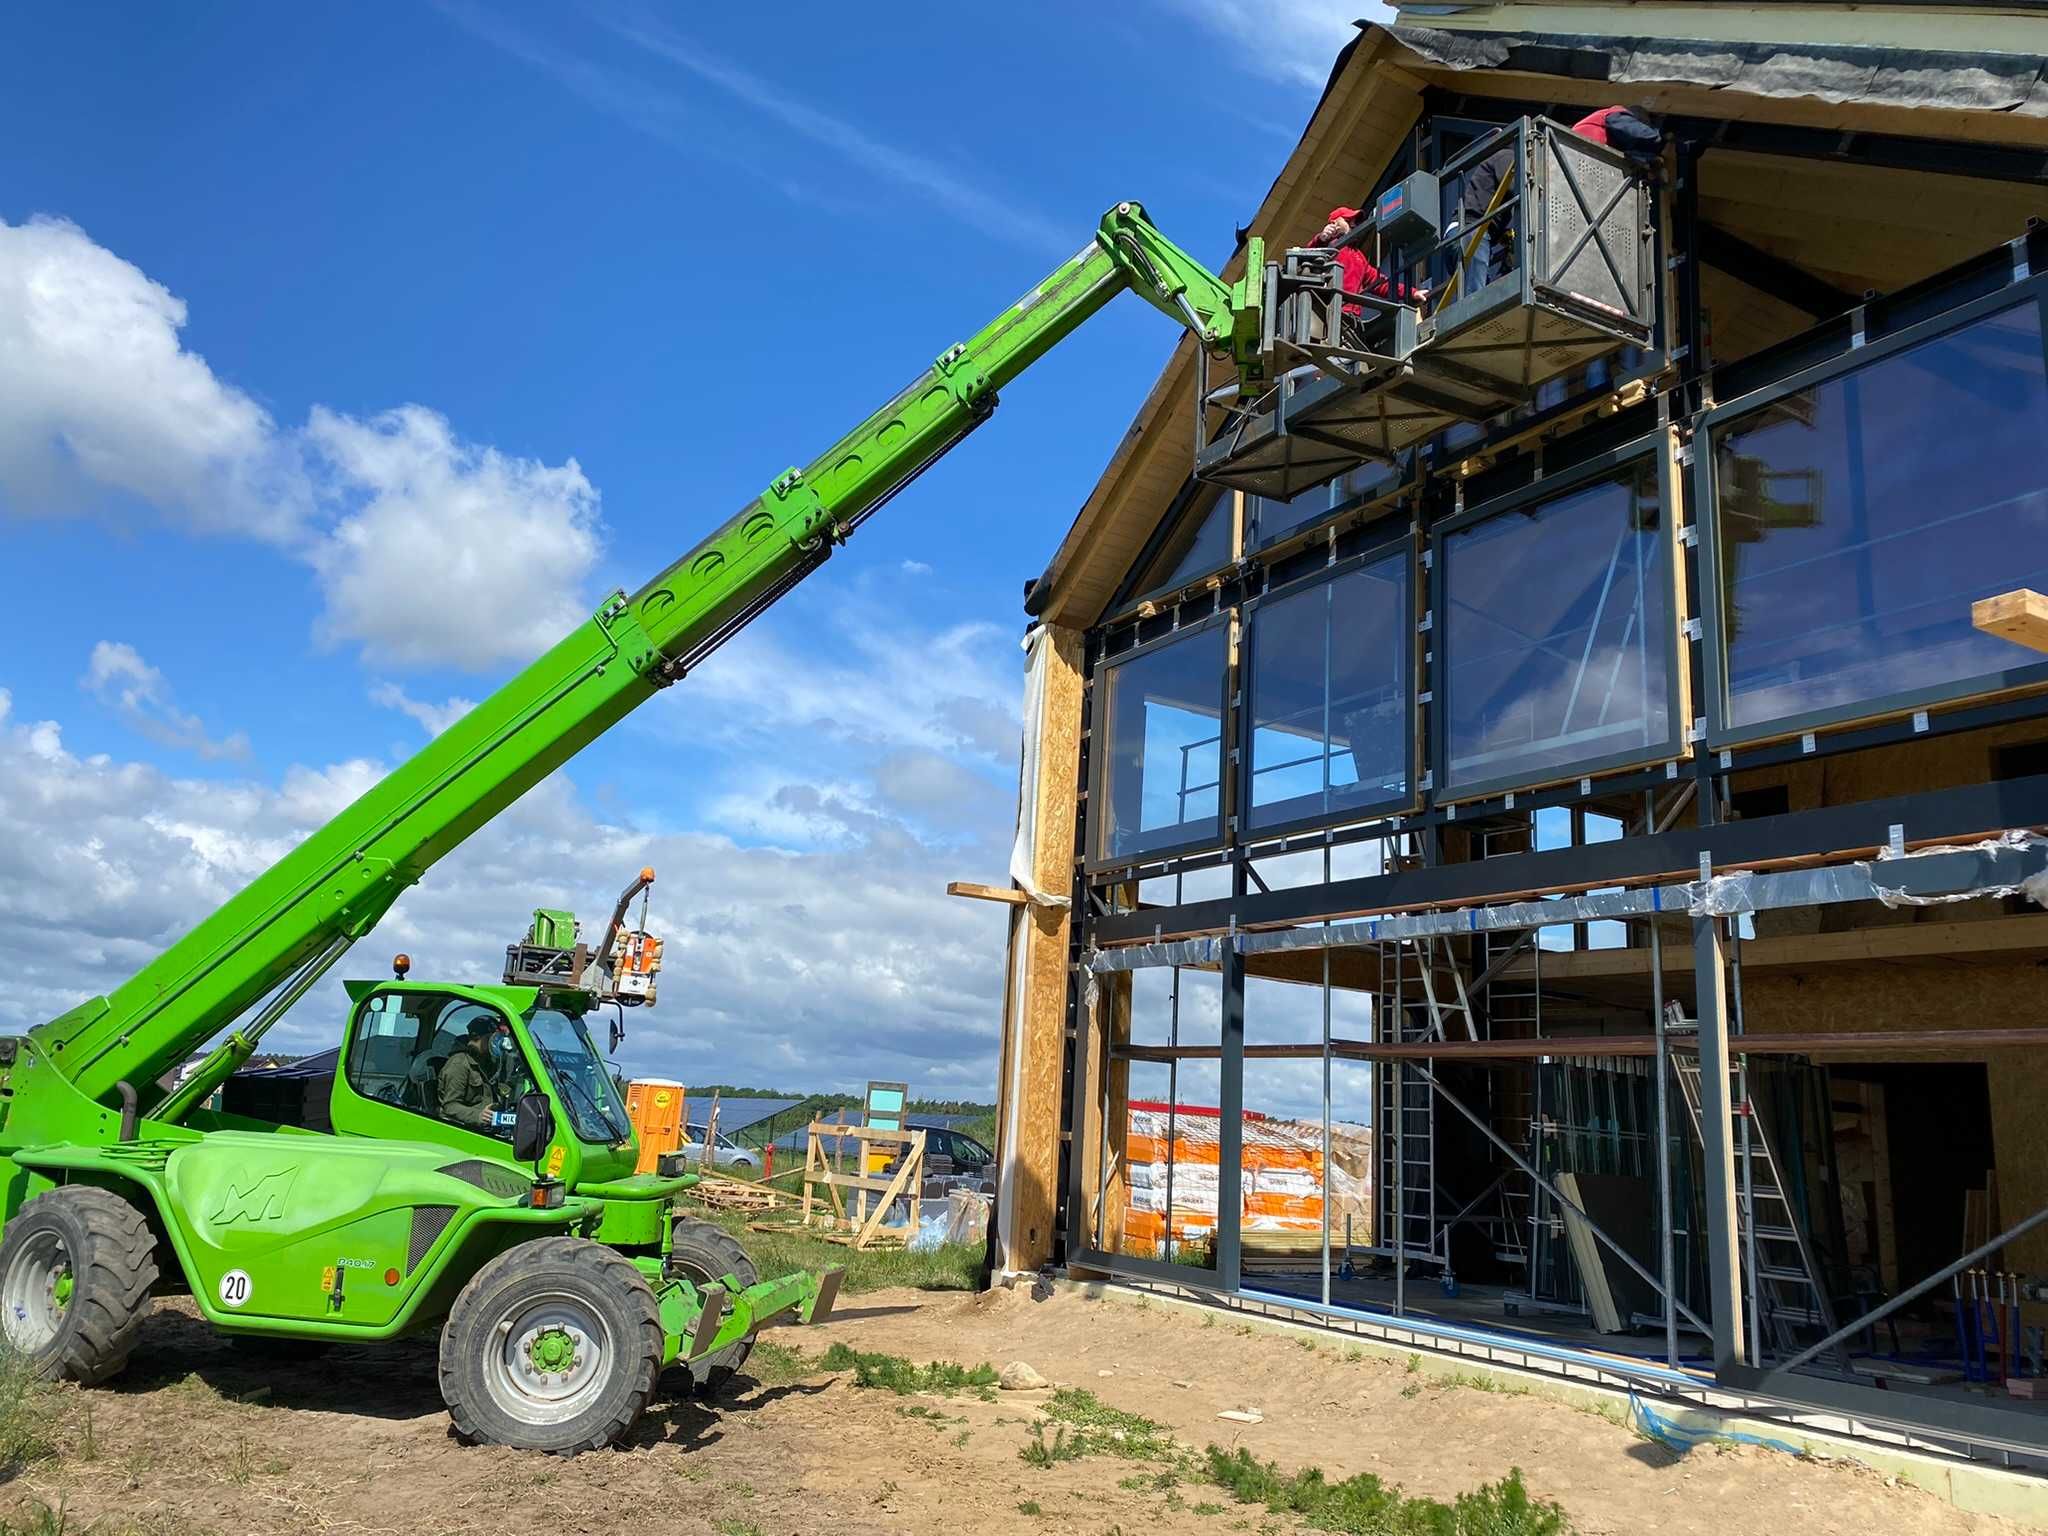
(343, 992, 536, 1141)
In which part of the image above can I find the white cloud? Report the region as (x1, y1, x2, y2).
(0, 217, 306, 540)
(1161, 0, 1386, 88)
(82, 641, 250, 761)
(0, 216, 603, 671)
(0, 696, 1012, 1097)
(370, 680, 479, 737)
(901, 559, 934, 577)
(308, 406, 601, 669)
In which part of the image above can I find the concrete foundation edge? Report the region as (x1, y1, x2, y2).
(1048, 1273, 2048, 1530)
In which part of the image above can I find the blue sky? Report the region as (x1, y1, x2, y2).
(0, 3, 1380, 1097)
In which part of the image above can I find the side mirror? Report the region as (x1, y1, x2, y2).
(512, 1091, 556, 1164)
(608, 1014, 625, 1054)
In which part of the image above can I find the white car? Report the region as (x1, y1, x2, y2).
(678, 1125, 759, 1171)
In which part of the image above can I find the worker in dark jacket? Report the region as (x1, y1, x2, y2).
(437, 1018, 499, 1130)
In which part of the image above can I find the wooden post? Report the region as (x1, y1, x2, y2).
(1694, 914, 1747, 1371)
(995, 623, 1085, 1275)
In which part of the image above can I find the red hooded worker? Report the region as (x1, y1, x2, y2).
(1312, 208, 1424, 314)
(1570, 105, 1663, 161)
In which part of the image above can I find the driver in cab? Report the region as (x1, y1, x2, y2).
(437, 1018, 501, 1130)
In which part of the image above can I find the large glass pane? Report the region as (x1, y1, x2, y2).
(1442, 459, 1672, 793)
(1711, 302, 2048, 735)
(1245, 551, 1410, 831)
(1095, 624, 1228, 861)
(1129, 485, 1234, 603)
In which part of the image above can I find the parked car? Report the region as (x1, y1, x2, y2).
(678, 1125, 760, 1171)
(916, 1124, 994, 1177)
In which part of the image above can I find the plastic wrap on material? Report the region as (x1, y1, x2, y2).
(1008, 625, 1071, 910)
(1690, 870, 1757, 917)
(1086, 935, 1233, 974)
(1870, 829, 2048, 909)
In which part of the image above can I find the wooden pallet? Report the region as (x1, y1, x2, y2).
(798, 1118, 926, 1250)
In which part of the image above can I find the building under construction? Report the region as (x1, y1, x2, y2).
(985, 1, 2048, 1475)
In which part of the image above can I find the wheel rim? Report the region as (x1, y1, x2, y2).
(3, 1231, 72, 1352)
(482, 1291, 615, 1427)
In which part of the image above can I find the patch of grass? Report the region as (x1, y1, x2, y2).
(817, 1343, 996, 1397)
(714, 1521, 762, 1536)
(1017, 1501, 1043, 1516)
(1021, 1425, 1081, 1466)
(951, 1428, 971, 1448)
(0, 1496, 74, 1536)
(1204, 1448, 1569, 1536)
(1343, 1346, 1364, 1363)
(1195, 1503, 1224, 1516)
(1039, 1388, 1178, 1462)
(1406, 1354, 1421, 1375)
(1438, 1370, 1530, 1398)
(688, 1208, 980, 1294)
(0, 1351, 56, 1483)
(744, 1339, 819, 1387)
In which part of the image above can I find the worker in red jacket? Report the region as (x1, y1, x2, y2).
(1311, 208, 1424, 313)
(1570, 104, 1663, 161)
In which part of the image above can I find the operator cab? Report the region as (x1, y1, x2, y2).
(1196, 115, 1658, 500)
(222, 981, 635, 1178)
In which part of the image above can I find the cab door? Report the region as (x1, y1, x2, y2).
(328, 988, 541, 1161)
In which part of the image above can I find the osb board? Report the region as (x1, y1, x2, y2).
(1986, 1049, 2048, 1330)
(1724, 721, 2048, 813)
(1698, 263, 1815, 371)
(1739, 959, 2045, 1045)
(999, 623, 1085, 1272)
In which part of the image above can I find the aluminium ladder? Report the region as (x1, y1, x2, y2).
(1672, 1056, 1847, 1368)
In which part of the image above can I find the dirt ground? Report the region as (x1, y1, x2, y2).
(3, 1284, 2031, 1536)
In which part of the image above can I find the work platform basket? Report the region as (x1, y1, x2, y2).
(1195, 116, 1658, 501)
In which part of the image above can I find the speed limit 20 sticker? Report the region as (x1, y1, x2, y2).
(218, 1269, 253, 1309)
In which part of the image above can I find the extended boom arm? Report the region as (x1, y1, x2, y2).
(25, 204, 1263, 1110)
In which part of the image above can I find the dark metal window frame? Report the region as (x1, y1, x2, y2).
(1103, 480, 1236, 625)
(1431, 435, 1686, 803)
(1085, 608, 1236, 875)
(1697, 276, 2048, 750)
(1238, 533, 1419, 843)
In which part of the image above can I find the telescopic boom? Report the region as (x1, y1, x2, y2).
(27, 204, 1265, 1109)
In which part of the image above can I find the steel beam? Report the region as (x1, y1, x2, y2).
(1693, 916, 1745, 1372)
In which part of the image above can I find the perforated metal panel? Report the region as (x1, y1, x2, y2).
(1534, 124, 1653, 335)
(408, 1204, 456, 1272)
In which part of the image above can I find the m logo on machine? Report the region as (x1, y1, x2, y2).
(210, 1167, 297, 1225)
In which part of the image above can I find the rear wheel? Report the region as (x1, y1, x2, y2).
(0, 1187, 158, 1384)
(438, 1237, 661, 1455)
(666, 1219, 758, 1396)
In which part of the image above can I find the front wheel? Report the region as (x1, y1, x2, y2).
(438, 1237, 662, 1455)
(0, 1186, 157, 1384)
(666, 1219, 758, 1396)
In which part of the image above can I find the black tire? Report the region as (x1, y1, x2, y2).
(666, 1218, 758, 1396)
(438, 1236, 662, 1455)
(0, 1186, 158, 1384)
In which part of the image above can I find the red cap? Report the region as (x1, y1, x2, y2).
(1328, 207, 1362, 223)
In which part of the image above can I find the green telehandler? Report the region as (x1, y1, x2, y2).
(0, 204, 1271, 1453)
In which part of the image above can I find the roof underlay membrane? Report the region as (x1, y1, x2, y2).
(1025, 15, 2048, 631)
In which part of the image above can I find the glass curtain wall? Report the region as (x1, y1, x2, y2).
(1244, 549, 1412, 833)
(1439, 456, 1676, 796)
(1706, 299, 2048, 740)
(1092, 621, 1230, 864)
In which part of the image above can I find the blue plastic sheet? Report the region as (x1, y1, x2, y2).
(1627, 1393, 1805, 1458)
